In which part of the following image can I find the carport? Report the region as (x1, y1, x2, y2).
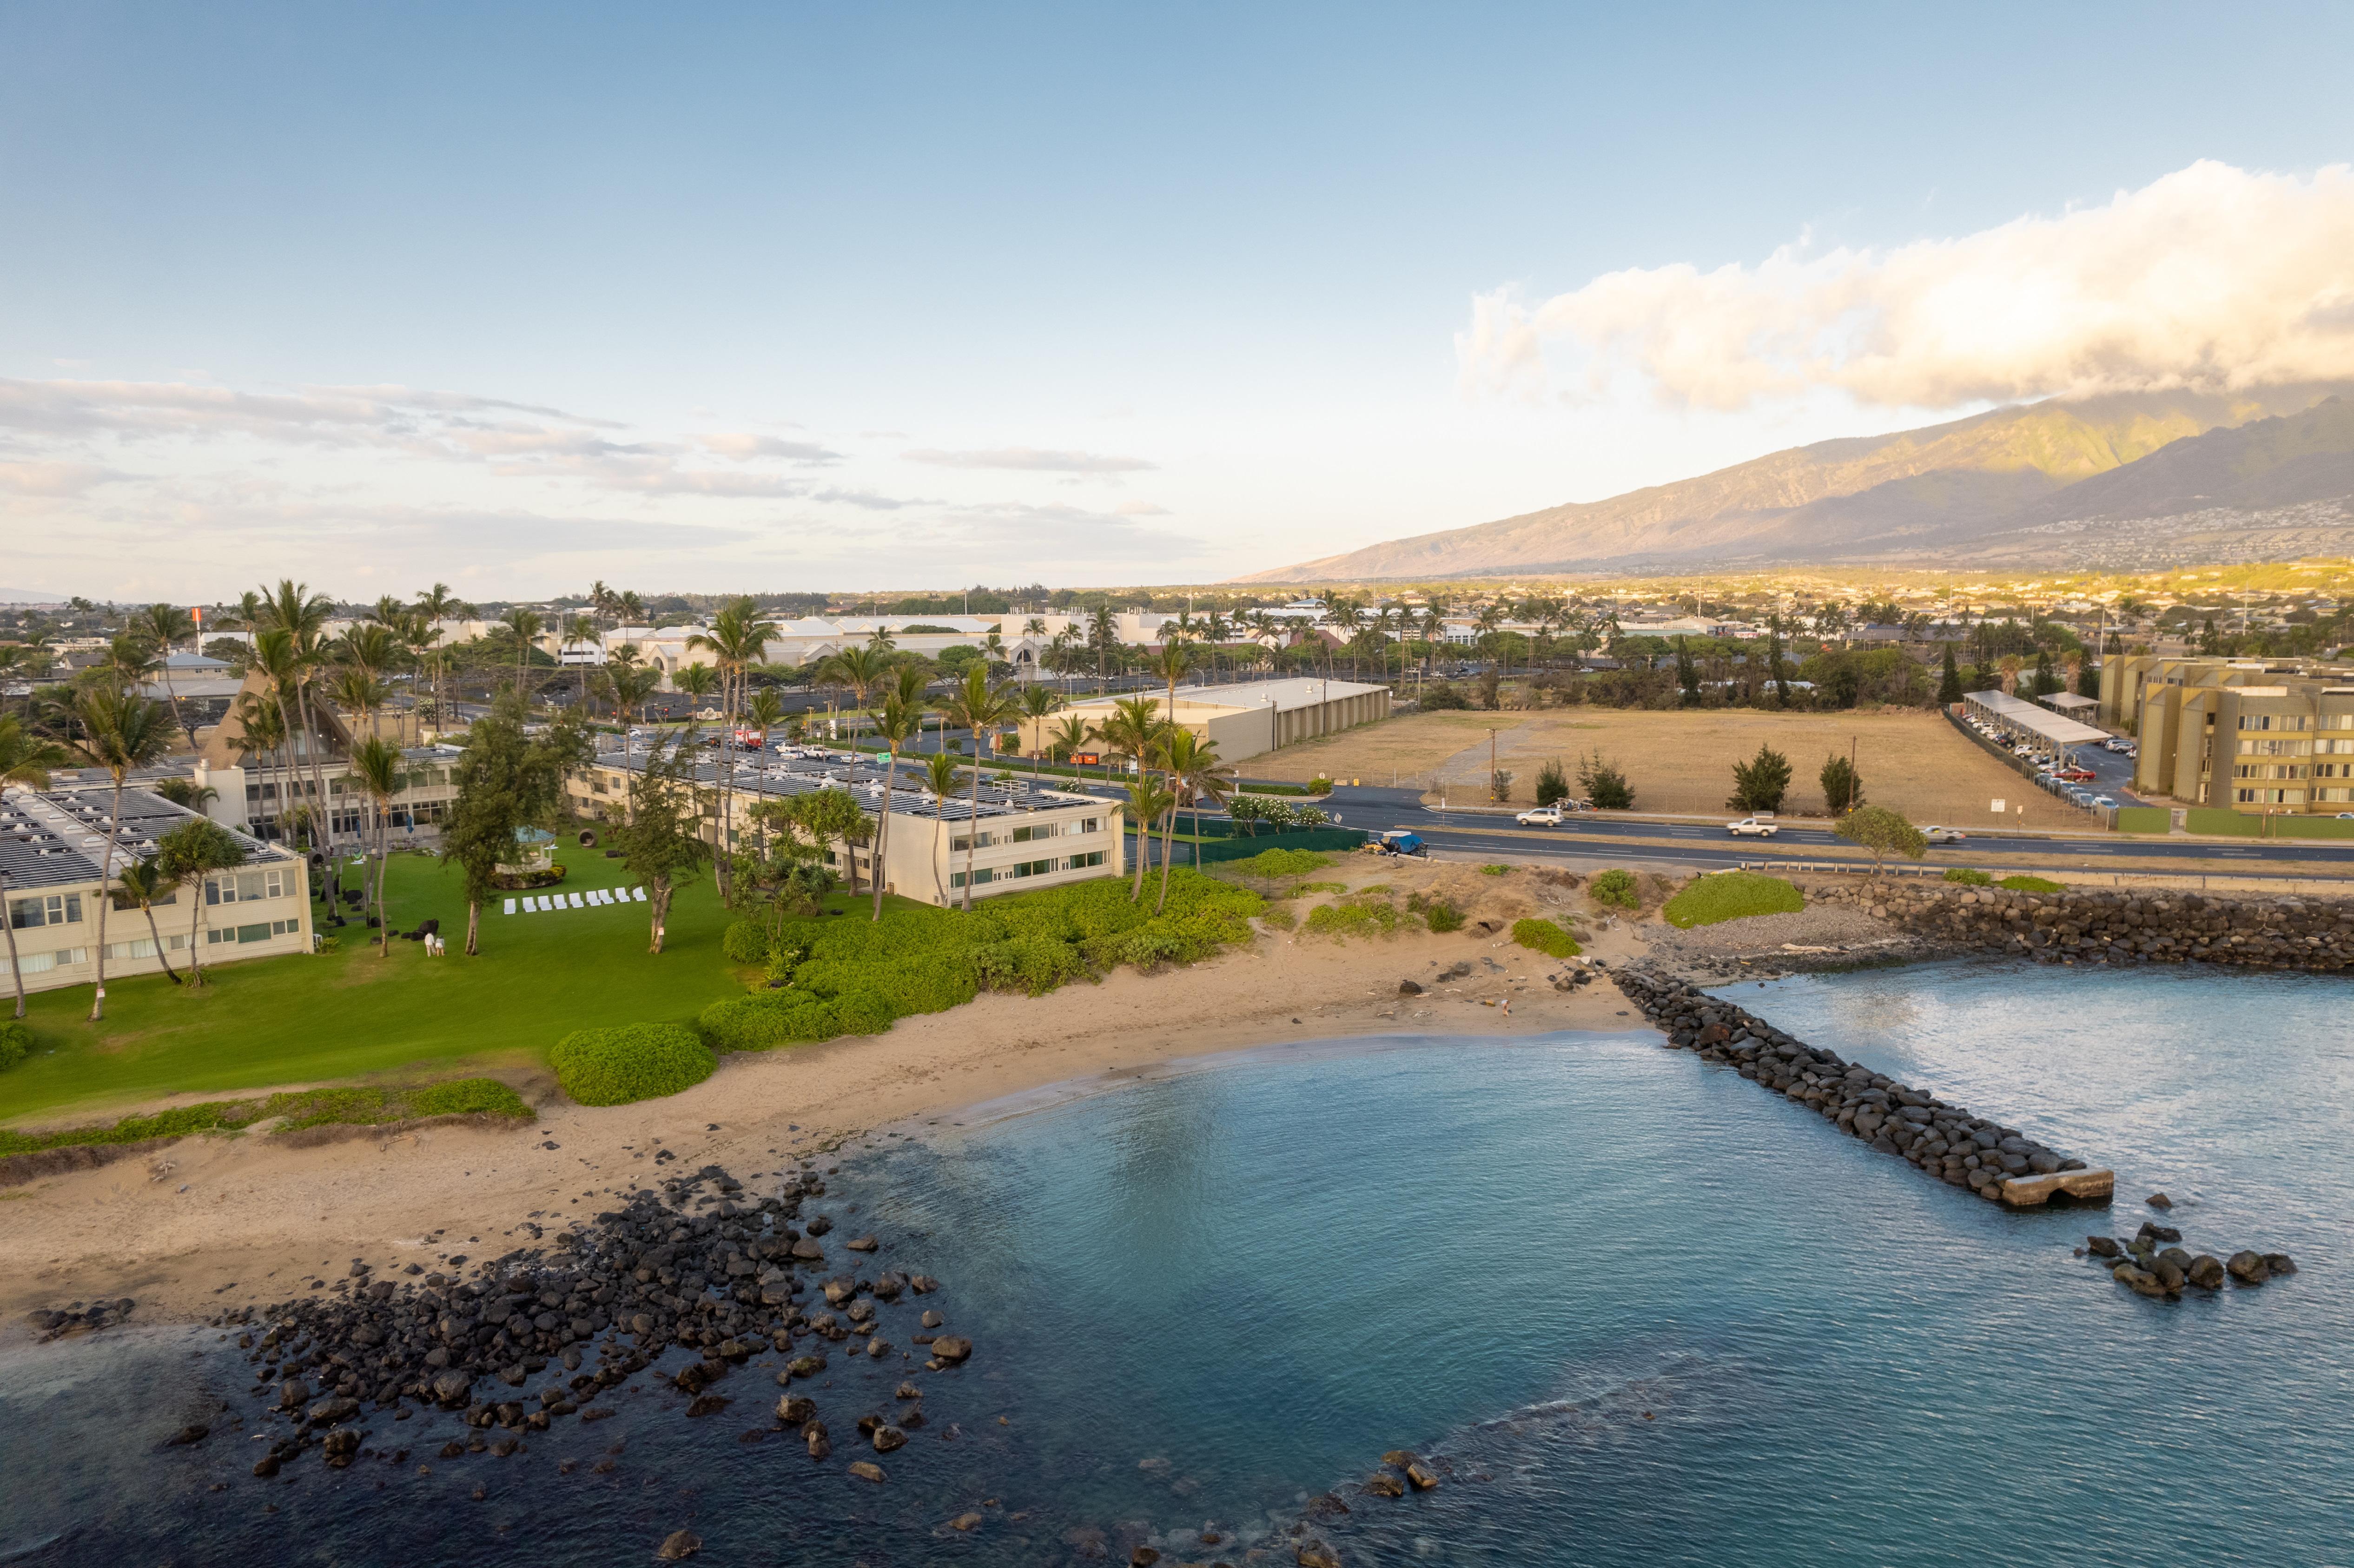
(1962, 689, 2110, 766)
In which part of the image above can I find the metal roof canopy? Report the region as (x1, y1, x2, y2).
(2041, 693, 2099, 714)
(1963, 689, 2110, 746)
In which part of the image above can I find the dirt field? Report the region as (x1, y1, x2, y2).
(1253, 708, 2089, 829)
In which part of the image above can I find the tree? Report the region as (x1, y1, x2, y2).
(154, 815, 246, 990)
(1676, 636, 1701, 706)
(133, 603, 198, 744)
(608, 732, 713, 954)
(1834, 805, 1925, 878)
(673, 661, 719, 718)
(412, 582, 472, 729)
(2030, 649, 2057, 696)
(439, 692, 589, 955)
(1576, 749, 1634, 810)
(1049, 712, 1096, 777)
(866, 667, 927, 919)
(1820, 752, 1865, 816)
(1766, 614, 1793, 707)
(1086, 604, 1119, 691)
(920, 751, 965, 902)
(349, 734, 405, 955)
(2076, 654, 2101, 701)
(1121, 773, 1176, 902)
(785, 788, 867, 897)
(934, 665, 1020, 909)
(1534, 758, 1569, 807)
(501, 606, 547, 689)
(1015, 684, 1058, 777)
(1154, 726, 1231, 908)
(67, 686, 174, 1020)
(1727, 743, 1792, 813)
(687, 597, 779, 900)
(1937, 643, 1964, 705)
(112, 854, 184, 985)
(258, 580, 339, 868)
(606, 663, 664, 755)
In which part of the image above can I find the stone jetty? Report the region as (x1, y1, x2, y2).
(1613, 968, 2107, 1207)
(126, 1162, 965, 1480)
(1812, 882, 2354, 970)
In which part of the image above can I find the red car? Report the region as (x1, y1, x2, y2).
(2052, 767, 2096, 782)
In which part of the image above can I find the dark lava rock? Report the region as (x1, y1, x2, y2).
(929, 1336, 972, 1364)
(2145, 1192, 2173, 1210)
(1405, 1461, 1440, 1491)
(776, 1394, 816, 1423)
(805, 1423, 831, 1460)
(164, 1423, 210, 1448)
(846, 1235, 878, 1253)
(2113, 1264, 2171, 1298)
(920, 1310, 943, 1329)
(2186, 1255, 2227, 1290)
(2086, 1236, 2122, 1258)
(871, 1425, 906, 1453)
(1297, 1542, 1342, 1568)
(1364, 1472, 1405, 1498)
(321, 1430, 361, 1467)
(2136, 1221, 2183, 1245)
(685, 1394, 731, 1418)
(847, 1460, 885, 1483)
(1131, 1549, 1162, 1566)
(2227, 1251, 2272, 1285)
(251, 1455, 280, 1478)
(2265, 1253, 2298, 1276)
(910, 1275, 939, 1294)
(656, 1529, 702, 1561)
(1397, 979, 1423, 996)
(785, 1355, 827, 1380)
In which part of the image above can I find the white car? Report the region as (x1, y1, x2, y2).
(1923, 825, 1967, 844)
(1726, 817, 1779, 837)
(1516, 804, 1565, 826)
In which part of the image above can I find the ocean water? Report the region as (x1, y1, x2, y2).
(3, 960, 2348, 1565)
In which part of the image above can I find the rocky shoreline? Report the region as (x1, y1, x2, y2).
(1813, 881, 2354, 971)
(1611, 968, 2096, 1204)
(24, 1161, 972, 1538)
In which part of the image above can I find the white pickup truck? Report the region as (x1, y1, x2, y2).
(1726, 817, 1779, 837)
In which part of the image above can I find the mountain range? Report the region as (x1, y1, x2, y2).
(1237, 384, 2354, 582)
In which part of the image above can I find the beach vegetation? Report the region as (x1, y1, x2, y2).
(1943, 867, 1993, 885)
(1999, 874, 2066, 893)
(1257, 905, 1296, 931)
(1588, 868, 1640, 909)
(549, 1023, 716, 1106)
(1303, 899, 1402, 941)
(0, 1077, 529, 1158)
(1511, 918, 1581, 957)
(0, 1019, 30, 1072)
(1661, 871, 1804, 929)
(1224, 847, 1335, 879)
(1420, 898, 1465, 932)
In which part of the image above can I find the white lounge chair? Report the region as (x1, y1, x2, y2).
(522, 896, 539, 912)
(503, 899, 517, 916)
(567, 892, 584, 909)
(631, 886, 647, 902)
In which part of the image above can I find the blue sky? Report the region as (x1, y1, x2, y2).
(6, 2, 2354, 599)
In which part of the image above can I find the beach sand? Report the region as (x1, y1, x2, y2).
(0, 879, 1653, 1325)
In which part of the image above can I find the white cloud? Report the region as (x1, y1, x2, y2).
(1113, 499, 1170, 516)
(1459, 160, 2354, 410)
(902, 446, 1157, 474)
(696, 432, 844, 465)
(0, 460, 120, 495)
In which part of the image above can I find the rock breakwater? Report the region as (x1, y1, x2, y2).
(1814, 882, 2354, 970)
(1613, 969, 2098, 1204)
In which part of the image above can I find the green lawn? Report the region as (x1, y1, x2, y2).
(1660, 871, 1806, 929)
(1, 851, 785, 1123)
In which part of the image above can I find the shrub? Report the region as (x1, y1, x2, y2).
(550, 1023, 716, 1106)
(1727, 744, 1792, 813)
(1661, 871, 1805, 929)
(1257, 904, 1296, 931)
(1226, 847, 1336, 879)
(1423, 899, 1465, 933)
(1511, 918, 1581, 957)
(1535, 758, 1569, 807)
(1490, 769, 1514, 803)
(1577, 751, 1635, 810)
(721, 919, 771, 964)
(0, 1079, 529, 1157)
(1481, 864, 1509, 876)
(1306, 777, 1336, 795)
(1942, 867, 1993, 886)
(0, 1019, 31, 1072)
(1999, 874, 2065, 893)
(1588, 869, 1640, 909)
(1303, 901, 1401, 941)
(401, 1079, 532, 1120)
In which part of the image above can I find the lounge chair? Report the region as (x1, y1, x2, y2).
(504, 898, 517, 916)
(568, 892, 584, 908)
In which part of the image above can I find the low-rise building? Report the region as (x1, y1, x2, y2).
(2103, 655, 2354, 812)
(1016, 677, 1391, 765)
(1, 786, 311, 996)
(565, 748, 1124, 906)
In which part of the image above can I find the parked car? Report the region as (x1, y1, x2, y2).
(1726, 817, 1779, 837)
(2090, 796, 2117, 809)
(2053, 767, 2096, 782)
(1923, 825, 1967, 844)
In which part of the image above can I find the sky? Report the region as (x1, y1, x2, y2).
(6, 1, 2354, 602)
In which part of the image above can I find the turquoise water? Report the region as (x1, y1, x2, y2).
(3, 961, 2349, 1564)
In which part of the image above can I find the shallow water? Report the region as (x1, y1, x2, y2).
(3, 960, 2348, 1565)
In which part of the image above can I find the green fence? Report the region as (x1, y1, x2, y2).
(2275, 815, 2354, 840)
(2113, 806, 2171, 835)
(2184, 808, 2263, 838)
(1190, 828, 1369, 864)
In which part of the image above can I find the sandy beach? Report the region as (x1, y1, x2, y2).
(0, 902, 1652, 1326)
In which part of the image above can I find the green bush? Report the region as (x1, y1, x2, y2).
(1481, 864, 1509, 876)
(1226, 847, 1336, 879)
(1999, 874, 2065, 893)
(1423, 900, 1465, 933)
(550, 1023, 717, 1106)
(1511, 918, 1581, 957)
(1588, 869, 1640, 909)
(1660, 871, 1805, 929)
(1258, 905, 1296, 931)
(0, 1019, 31, 1073)
(1303, 901, 1401, 940)
(721, 919, 772, 964)
(1943, 867, 1993, 886)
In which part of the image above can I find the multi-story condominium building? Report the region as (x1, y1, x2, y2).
(2101, 655, 2354, 813)
(1, 786, 310, 996)
(564, 748, 1124, 907)
(191, 672, 462, 845)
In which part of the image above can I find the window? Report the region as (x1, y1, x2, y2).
(104, 937, 159, 961)
(212, 868, 286, 905)
(1009, 823, 1056, 843)
(1006, 858, 1054, 879)
(1078, 817, 1100, 834)
(8, 947, 87, 975)
(111, 888, 177, 911)
(1064, 850, 1106, 870)
(9, 893, 82, 929)
(948, 867, 997, 889)
(950, 831, 998, 852)
(236, 922, 272, 944)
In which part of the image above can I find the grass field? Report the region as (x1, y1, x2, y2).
(1661, 871, 1806, 929)
(1252, 709, 2088, 830)
(0, 850, 837, 1124)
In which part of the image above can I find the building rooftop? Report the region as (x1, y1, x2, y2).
(1053, 677, 1387, 715)
(0, 785, 291, 893)
(590, 748, 1105, 824)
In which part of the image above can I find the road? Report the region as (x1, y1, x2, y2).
(1310, 784, 2354, 877)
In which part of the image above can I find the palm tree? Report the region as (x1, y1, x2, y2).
(156, 815, 247, 990)
(500, 607, 546, 691)
(112, 855, 185, 985)
(1015, 684, 1058, 778)
(617, 589, 645, 629)
(257, 580, 339, 865)
(1091, 695, 1170, 896)
(349, 735, 405, 956)
(1326, 598, 1365, 680)
(687, 598, 778, 899)
(249, 629, 310, 847)
(1048, 712, 1095, 781)
(1201, 608, 1232, 683)
(1153, 641, 1196, 736)
(1153, 726, 1231, 909)
(1120, 773, 1176, 902)
(607, 663, 663, 758)
(920, 750, 963, 903)
(69, 685, 174, 1021)
(413, 583, 470, 731)
(934, 666, 1019, 909)
(820, 645, 890, 743)
(1086, 604, 1119, 691)
(132, 603, 198, 744)
(0, 714, 75, 1017)
(564, 614, 598, 711)
(866, 666, 927, 919)
(96, 631, 161, 697)
(673, 661, 719, 726)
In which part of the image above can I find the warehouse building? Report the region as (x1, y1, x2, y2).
(1016, 677, 1390, 765)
